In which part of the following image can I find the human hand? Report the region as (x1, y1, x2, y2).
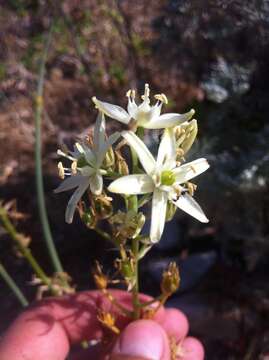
(0, 290, 204, 360)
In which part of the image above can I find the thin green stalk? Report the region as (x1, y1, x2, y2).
(0, 206, 51, 288)
(0, 262, 29, 307)
(34, 24, 63, 273)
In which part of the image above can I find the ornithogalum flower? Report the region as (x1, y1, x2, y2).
(55, 113, 119, 224)
(108, 130, 209, 243)
(92, 84, 195, 129)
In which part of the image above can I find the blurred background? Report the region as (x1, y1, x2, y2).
(0, 0, 269, 358)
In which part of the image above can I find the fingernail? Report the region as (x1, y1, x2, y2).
(111, 320, 165, 360)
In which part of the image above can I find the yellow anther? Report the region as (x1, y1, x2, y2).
(71, 161, 77, 174)
(58, 162, 65, 179)
(126, 89, 136, 99)
(154, 93, 168, 104)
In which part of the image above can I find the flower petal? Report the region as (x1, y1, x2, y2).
(96, 131, 120, 167)
(89, 173, 103, 195)
(150, 189, 168, 243)
(121, 131, 156, 174)
(172, 193, 209, 223)
(65, 177, 89, 223)
(127, 98, 138, 118)
(143, 109, 195, 129)
(92, 97, 131, 124)
(173, 158, 210, 184)
(54, 175, 86, 193)
(108, 174, 154, 194)
(157, 128, 176, 168)
(94, 112, 105, 152)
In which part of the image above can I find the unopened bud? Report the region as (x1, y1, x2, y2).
(103, 146, 115, 169)
(93, 194, 113, 219)
(166, 202, 177, 222)
(115, 150, 129, 175)
(161, 262, 180, 296)
(80, 205, 97, 229)
(180, 119, 198, 155)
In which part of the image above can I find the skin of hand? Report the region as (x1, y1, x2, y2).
(0, 290, 204, 360)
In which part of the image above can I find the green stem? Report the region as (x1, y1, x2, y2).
(34, 23, 63, 273)
(94, 228, 111, 242)
(0, 262, 29, 307)
(0, 206, 51, 288)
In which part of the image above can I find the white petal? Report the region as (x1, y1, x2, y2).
(172, 193, 209, 223)
(54, 175, 86, 193)
(89, 173, 103, 195)
(65, 177, 89, 223)
(122, 131, 156, 174)
(80, 166, 95, 177)
(173, 158, 210, 183)
(80, 143, 96, 167)
(94, 112, 105, 152)
(92, 97, 131, 124)
(96, 131, 120, 167)
(150, 189, 168, 243)
(143, 109, 195, 129)
(157, 128, 176, 168)
(127, 98, 138, 118)
(108, 174, 154, 194)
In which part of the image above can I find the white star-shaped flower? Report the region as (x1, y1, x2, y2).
(92, 84, 195, 129)
(55, 113, 120, 224)
(108, 130, 209, 243)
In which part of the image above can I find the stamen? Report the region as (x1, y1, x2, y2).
(126, 89, 136, 101)
(58, 162, 65, 179)
(75, 142, 84, 153)
(71, 161, 77, 174)
(154, 93, 168, 104)
(57, 149, 76, 161)
(141, 83, 150, 101)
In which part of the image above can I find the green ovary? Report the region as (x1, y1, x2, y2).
(77, 155, 89, 168)
(160, 170, 176, 186)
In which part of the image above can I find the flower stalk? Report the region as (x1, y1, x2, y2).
(0, 261, 29, 307)
(34, 23, 63, 273)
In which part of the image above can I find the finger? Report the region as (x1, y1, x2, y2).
(179, 337, 204, 360)
(110, 319, 171, 360)
(157, 308, 189, 342)
(0, 290, 165, 360)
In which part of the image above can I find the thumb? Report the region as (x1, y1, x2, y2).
(110, 320, 170, 360)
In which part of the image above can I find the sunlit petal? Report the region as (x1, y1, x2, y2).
(89, 173, 103, 195)
(157, 128, 176, 168)
(122, 131, 156, 174)
(144, 109, 195, 129)
(54, 175, 86, 193)
(96, 132, 120, 167)
(92, 97, 131, 124)
(94, 112, 105, 152)
(65, 177, 89, 223)
(108, 174, 154, 194)
(127, 98, 138, 118)
(173, 158, 210, 183)
(150, 189, 168, 243)
(172, 193, 209, 223)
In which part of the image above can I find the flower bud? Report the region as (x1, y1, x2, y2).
(103, 146, 115, 169)
(165, 202, 177, 222)
(115, 150, 129, 175)
(93, 194, 113, 219)
(79, 204, 97, 229)
(180, 119, 198, 155)
(161, 262, 180, 296)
